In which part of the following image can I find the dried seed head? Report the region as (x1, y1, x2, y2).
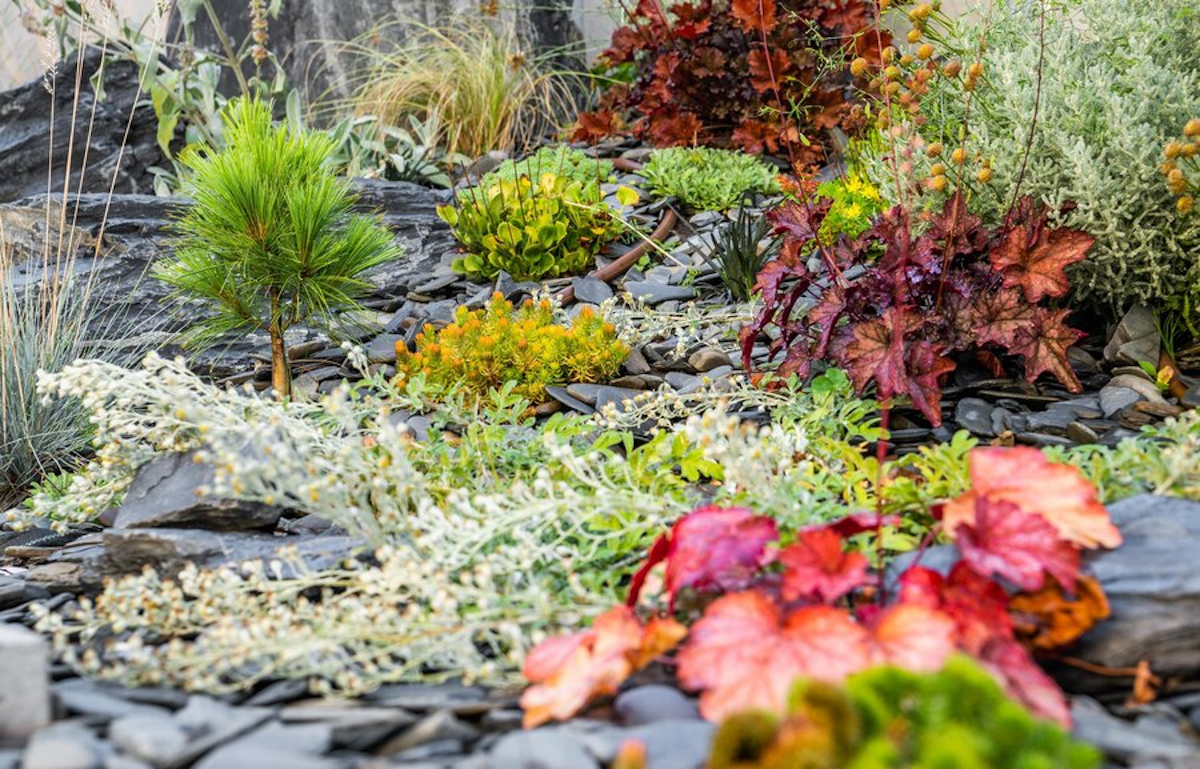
(917, 43, 935, 60)
(942, 60, 962, 77)
(951, 147, 967, 164)
(1185, 119, 1200, 137)
(1164, 142, 1183, 159)
(926, 174, 948, 191)
(907, 28, 923, 43)
(851, 57, 871, 77)
(968, 61, 984, 79)
(926, 141, 944, 157)
(930, 162, 947, 176)
(977, 167, 993, 183)
(1178, 196, 1194, 215)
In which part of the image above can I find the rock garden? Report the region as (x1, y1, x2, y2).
(1, 0, 1199, 767)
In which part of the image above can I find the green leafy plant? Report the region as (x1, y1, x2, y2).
(155, 98, 400, 397)
(708, 657, 1100, 769)
(638, 147, 779, 213)
(395, 293, 628, 403)
(705, 207, 781, 302)
(484, 146, 615, 188)
(814, 172, 885, 242)
(439, 173, 631, 281)
(309, 110, 467, 188)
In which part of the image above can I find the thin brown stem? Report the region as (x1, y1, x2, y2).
(1008, 0, 1046, 213)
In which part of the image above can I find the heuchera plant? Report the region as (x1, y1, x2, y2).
(575, 0, 887, 161)
(520, 446, 1121, 728)
(740, 192, 1094, 425)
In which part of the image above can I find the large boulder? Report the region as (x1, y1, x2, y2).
(0, 49, 165, 204)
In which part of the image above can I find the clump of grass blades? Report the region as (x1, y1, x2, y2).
(343, 16, 578, 159)
(704, 207, 780, 303)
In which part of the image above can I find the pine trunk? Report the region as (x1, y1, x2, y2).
(269, 324, 291, 398)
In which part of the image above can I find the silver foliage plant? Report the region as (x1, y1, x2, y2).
(862, 0, 1200, 316)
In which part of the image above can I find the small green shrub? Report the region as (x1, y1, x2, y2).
(439, 173, 628, 281)
(156, 98, 400, 397)
(639, 147, 779, 212)
(484, 146, 615, 189)
(395, 293, 628, 402)
(709, 657, 1101, 769)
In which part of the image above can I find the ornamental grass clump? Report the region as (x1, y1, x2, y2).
(638, 147, 779, 213)
(156, 98, 400, 397)
(395, 293, 628, 403)
(439, 173, 631, 281)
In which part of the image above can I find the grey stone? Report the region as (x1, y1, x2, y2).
(365, 683, 502, 716)
(665, 372, 702, 393)
(954, 398, 996, 436)
(1015, 432, 1076, 449)
(1067, 421, 1101, 444)
(1100, 386, 1144, 417)
(21, 724, 105, 769)
(571, 277, 613, 305)
(1107, 374, 1169, 405)
(0, 625, 50, 738)
(112, 453, 284, 532)
(0, 749, 21, 769)
(490, 729, 598, 769)
(365, 334, 405, 364)
(623, 347, 653, 376)
(1024, 408, 1076, 435)
(230, 722, 332, 756)
(1072, 495, 1200, 680)
(687, 348, 732, 373)
(54, 679, 168, 723)
(191, 745, 339, 769)
(614, 686, 700, 726)
(624, 282, 696, 305)
(378, 711, 480, 756)
(1103, 305, 1160, 365)
(544, 386, 595, 414)
(565, 385, 642, 408)
(242, 680, 312, 707)
(108, 714, 189, 767)
(623, 720, 715, 769)
(103, 757, 154, 769)
(1182, 383, 1200, 409)
(167, 697, 273, 769)
(1071, 697, 1198, 761)
(279, 702, 416, 751)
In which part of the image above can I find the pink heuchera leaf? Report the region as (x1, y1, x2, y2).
(954, 497, 1081, 592)
(778, 528, 872, 603)
(676, 592, 870, 721)
(521, 606, 686, 727)
(942, 447, 1121, 549)
(900, 563, 1013, 655)
(627, 505, 779, 609)
(980, 638, 1072, 726)
(677, 593, 957, 722)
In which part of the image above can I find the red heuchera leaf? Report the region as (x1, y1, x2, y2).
(979, 637, 1072, 726)
(904, 341, 958, 427)
(942, 447, 1121, 549)
(806, 511, 902, 539)
(626, 505, 779, 609)
(748, 47, 791, 94)
(990, 207, 1094, 302)
(521, 606, 687, 727)
(676, 592, 870, 721)
(954, 497, 1081, 592)
(731, 0, 778, 33)
(867, 603, 958, 671)
(678, 593, 956, 721)
(778, 529, 871, 603)
(900, 563, 1013, 655)
(647, 112, 703, 146)
(1012, 307, 1085, 392)
(834, 307, 909, 399)
(572, 110, 618, 143)
(969, 286, 1040, 349)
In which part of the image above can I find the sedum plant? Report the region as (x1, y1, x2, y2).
(156, 98, 400, 397)
(439, 173, 629, 281)
(708, 657, 1100, 769)
(484, 146, 615, 189)
(395, 293, 628, 403)
(638, 147, 779, 213)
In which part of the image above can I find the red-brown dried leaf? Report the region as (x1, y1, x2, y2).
(1010, 574, 1111, 651)
(954, 497, 1081, 592)
(573, 110, 618, 143)
(943, 446, 1121, 549)
(521, 606, 687, 727)
(647, 111, 703, 147)
(778, 528, 871, 603)
(990, 213, 1094, 302)
(748, 47, 791, 94)
(731, 0, 778, 33)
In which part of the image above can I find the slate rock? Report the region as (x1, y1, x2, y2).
(571, 277, 614, 305)
(1107, 374, 1169, 405)
(614, 686, 700, 726)
(0, 625, 50, 738)
(565, 385, 642, 409)
(1182, 383, 1200, 410)
(54, 679, 168, 723)
(624, 282, 696, 305)
(112, 453, 284, 532)
(1103, 305, 1160, 365)
(365, 334, 404, 364)
(623, 346, 652, 376)
(1071, 495, 1200, 679)
(490, 729, 599, 769)
(1100, 386, 1144, 418)
(954, 398, 996, 436)
(544, 386, 594, 415)
(687, 348, 732, 373)
(623, 719, 715, 769)
(108, 713, 190, 767)
(191, 744, 339, 769)
(1071, 697, 1199, 762)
